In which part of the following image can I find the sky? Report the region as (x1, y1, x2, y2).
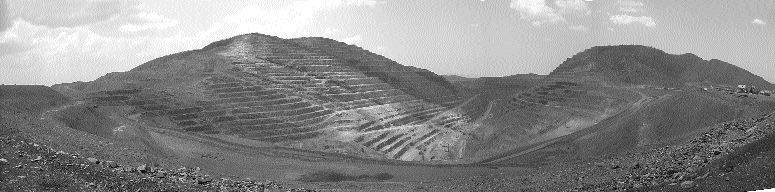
(0, 0, 773, 85)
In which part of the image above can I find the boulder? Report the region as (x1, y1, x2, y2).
(0, 158, 7, 164)
(137, 164, 147, 173)
(105, 161, 118, 168)
(197, 176, 213, 184)
(31, 156, 42, 162)
(87, 157, 99, 164)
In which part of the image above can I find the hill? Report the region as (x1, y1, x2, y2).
(0, 85, 71, 113)
(549, 45, 774, 89)
(52, 33, 475, 162)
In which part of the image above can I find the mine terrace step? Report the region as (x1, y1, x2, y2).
(211, 86, 265, 94)
(208, 95, 300, 106)
(232, 115, 328, 133)
(230, 101, 312, 114)
(254, 131, 322, 143)
(235, 106, 327, 119)
(207, 82, 250, 90)
(229, 110, 332, 128)
(216, 90, 279, 98)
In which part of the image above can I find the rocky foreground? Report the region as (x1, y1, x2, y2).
(0, 112, 314, 192)
(580, 112, 775, 191)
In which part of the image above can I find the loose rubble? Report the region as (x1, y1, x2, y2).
(575, 112, 775, 191)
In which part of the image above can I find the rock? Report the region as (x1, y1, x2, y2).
(14, 165, 23, 168)
(31, 156, 42, 162)
(680, 181, 694, 188)
(105, 161, 118, 168)
(137, 164, 147, 173)
(611, 165, 621, 169)
(197, 176, 213, 184)
(631, 163, 641, 169)
(87, 157, 99, 164)
(55, 151, 68, 155)
(0, 158, 7, 164)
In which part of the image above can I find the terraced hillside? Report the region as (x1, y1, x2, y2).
(52, 33, 476, 162)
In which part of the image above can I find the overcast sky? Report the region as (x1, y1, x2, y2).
(1, 0, 773, 85)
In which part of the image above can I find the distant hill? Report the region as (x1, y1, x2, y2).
(0, 85, 71, 113)
(549, 45, 774, 89)
(442, 75, 477, 82)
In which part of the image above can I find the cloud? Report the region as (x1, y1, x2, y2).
(119, 12, 179, 33)
(0, 0, 9, 32)
(555, 0, 587, 14)
(752, 19, 766, 25)
(340, 34, 363, 44)
(510, 0, 563, 26)
(0, 18, 213, 85)
(323, 27, 339, 36)
(568, 25, 589, 31)
(610, 14, 656, 27)
(344, 0, 385, 7)
(509, 0, 589, 26)
(617, 0, 644, 13)
(224, 0, 382, 38)
(5, 0, 135, 29)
